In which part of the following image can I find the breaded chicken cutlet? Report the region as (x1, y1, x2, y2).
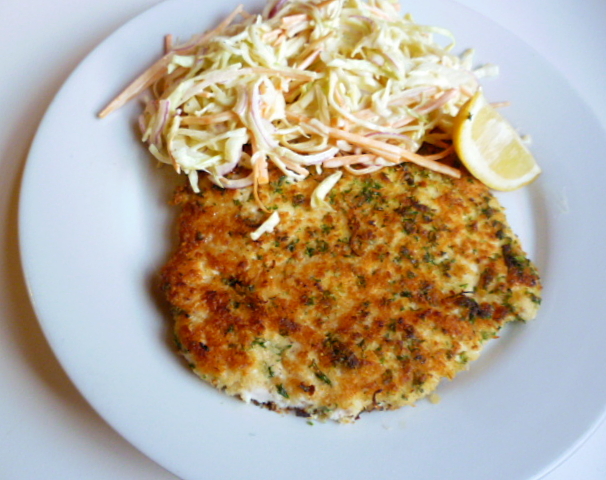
(161, 163, 541, 422)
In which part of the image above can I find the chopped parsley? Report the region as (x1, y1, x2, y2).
(276, 384, 289, 399)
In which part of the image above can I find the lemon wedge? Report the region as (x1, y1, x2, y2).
(452, 90, 541, 191)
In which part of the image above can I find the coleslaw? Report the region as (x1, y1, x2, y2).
(100, 0, 496, 216)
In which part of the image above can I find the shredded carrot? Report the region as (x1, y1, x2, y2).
(164, 34, 173, 53)
(181, 112, 237, 126)
(99, 4, 246, 118)
(315, 0, 341, 9)
(365, 5, 395, 21)
(391, 116, 414, 129)
(199, 4, 245, 42)
(257, 155, 270, 185)
(287, 111, 460, 178)
(280, 13, 308, 27)
(287, 112, 402, 161)
(396, 147, 459, 177)
(423, 145, 455, 161)
(294, 48, 322, 70)
(415, 89, 458, 115)
(323, 154, 376, 168)
(262, 28, 282, 43)
(280, 157, 311, 177)
(252, 156, 270, 213)
(98, 55, 173, 118)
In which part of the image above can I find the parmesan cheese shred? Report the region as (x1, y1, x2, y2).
(100, 0, 496, 229)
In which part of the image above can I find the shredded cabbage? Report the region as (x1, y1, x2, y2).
(100, 0, 497, 221)
(311, 171, 342, 210)
(250, 211, 281, 240)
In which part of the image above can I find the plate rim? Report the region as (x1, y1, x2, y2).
(18, 0, 606, 479)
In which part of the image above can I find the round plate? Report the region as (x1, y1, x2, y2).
(19, 0, 606, 479)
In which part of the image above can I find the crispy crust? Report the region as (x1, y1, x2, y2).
(161, 164, 541, 422)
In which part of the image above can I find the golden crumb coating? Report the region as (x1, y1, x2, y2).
(161, 163, 541, 422)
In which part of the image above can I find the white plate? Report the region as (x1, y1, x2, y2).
(19, 0, 606, 479)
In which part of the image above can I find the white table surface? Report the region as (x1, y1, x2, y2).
(1, 0, 605, 478)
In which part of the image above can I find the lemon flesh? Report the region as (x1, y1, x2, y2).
(453, 91, 541, 191)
